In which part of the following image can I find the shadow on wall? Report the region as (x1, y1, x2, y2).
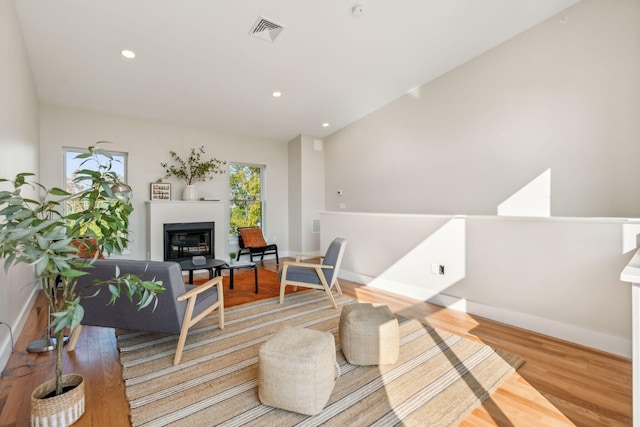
(359, 169, 552, 300)
(623, 223, 640, 254)
(367, 217, 467, 301)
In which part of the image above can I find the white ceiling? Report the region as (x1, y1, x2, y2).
(15, 0, 579, 142)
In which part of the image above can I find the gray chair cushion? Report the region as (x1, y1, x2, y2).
(279, 265, 323, 284)
(279, 238, 346, 286)
(322, 238, 345, 284)
(184, 283, 220, 318)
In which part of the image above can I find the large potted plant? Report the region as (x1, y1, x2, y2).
(160, 146, 226, 200)
(0, 143, 163, 426)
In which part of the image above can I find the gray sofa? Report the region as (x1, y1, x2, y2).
(67, 258, 224, 365)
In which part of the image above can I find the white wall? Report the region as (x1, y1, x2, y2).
(0, 0, 41, 371)
(287, 136, 303, 253)
(319, 0, 640, 358)
(38, 104, 290, 261)
(323, 212, 638, 357)
(287, 135, 325, 255)
(324, 0, 640, 218)
(300, 135, 324, 254)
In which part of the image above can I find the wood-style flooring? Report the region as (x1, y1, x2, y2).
(0, 259, 631, 426)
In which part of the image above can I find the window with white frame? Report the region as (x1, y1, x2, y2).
(229, 163, 264, 236)
(63, 147, 128, 236)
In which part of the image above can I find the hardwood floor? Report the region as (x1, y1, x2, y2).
(347, 283, 632, 427)
(0, 259, 631, 426)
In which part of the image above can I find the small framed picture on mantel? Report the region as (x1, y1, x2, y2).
(150, 183, 171, 201)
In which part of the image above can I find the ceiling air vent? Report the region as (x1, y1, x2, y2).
(249, 16, 285, 42)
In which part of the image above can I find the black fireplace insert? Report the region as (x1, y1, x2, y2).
(163, 222, 215, 262)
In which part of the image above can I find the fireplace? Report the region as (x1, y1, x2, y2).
(163, 222, 215, 262)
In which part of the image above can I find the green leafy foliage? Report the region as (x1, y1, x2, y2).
(0, 142, 164, 396)
(229, 164, 262, 236)
(160, 146, 226, 185)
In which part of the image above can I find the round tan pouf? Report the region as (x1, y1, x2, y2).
(339, 303, 399, 365)
(258, 326, 339, 416)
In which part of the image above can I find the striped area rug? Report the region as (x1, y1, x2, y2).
(116, 291, 523, 426)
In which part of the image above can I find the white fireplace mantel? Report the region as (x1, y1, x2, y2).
(146, 201, 227, 261)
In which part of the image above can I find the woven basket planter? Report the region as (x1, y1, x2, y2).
(30, 374, 85, 427)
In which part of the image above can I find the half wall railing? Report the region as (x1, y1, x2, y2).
(621, 247, 640, 427)
(321, 211, 639, 357)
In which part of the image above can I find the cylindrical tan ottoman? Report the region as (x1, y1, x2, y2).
(339, 303, 399, 365)
(258, 326, 339, 416)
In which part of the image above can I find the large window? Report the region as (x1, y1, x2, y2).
(229, 163, 264, 236)
(63, 147, 128, 236)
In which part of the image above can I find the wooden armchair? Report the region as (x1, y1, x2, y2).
(237, 226, 279, 264)
(68, 258, 224, 365)
(279, 238, 347, 309)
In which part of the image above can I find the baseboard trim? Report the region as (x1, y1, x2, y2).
(0, 286, 39, 372)
(338, 270, 631, 358)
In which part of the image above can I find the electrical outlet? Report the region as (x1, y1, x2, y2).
(431, 263, 439, 274)
(439, 265, 445, 275)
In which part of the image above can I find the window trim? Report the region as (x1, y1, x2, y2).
(228, 162, 266, 237)
(62, 146, 130, 253)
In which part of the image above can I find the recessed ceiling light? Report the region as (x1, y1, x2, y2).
(322, 123, 330, 127)
(120, 49, 136, 59)
(272, 91, 282, 98)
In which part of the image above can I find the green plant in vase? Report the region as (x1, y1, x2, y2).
(160, 146, 226, 200)
(0, 143, 164, 422)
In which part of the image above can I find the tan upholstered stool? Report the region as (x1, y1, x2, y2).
(339, 303, 399, 365)
(258, 326, 339, 416)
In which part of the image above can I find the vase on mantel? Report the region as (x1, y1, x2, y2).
(182, 185, 198, 201)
